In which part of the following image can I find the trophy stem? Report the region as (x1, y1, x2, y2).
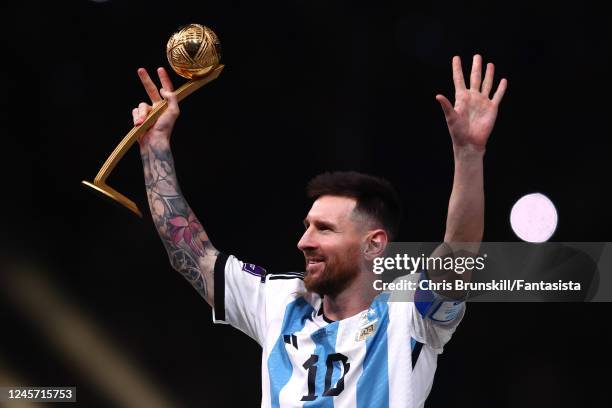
(83, 64, 224, 217)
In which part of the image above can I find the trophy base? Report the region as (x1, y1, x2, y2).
(82, 180, 143, 218)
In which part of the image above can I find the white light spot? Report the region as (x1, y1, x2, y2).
(510, 193, 558, 242)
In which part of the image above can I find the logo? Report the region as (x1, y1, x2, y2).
(242, 263, 267, 277)
(355, 320, 378, 342)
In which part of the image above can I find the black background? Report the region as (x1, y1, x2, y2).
(1, 0, 611, 406)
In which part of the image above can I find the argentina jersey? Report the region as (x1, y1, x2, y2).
(212, 254, 465, 408)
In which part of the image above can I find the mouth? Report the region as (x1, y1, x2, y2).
(306, 257, 325, 272)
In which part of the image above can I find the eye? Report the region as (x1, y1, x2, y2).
(317, 223, 333, 232)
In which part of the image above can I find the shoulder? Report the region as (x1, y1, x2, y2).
(264, 271, 308, 300)
(264, 272, 321, 323)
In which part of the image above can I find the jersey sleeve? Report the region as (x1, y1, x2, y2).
(390, 273, 466, 353)
(211, 253, 269, 345)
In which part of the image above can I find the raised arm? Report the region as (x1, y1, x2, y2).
(134, 67, 218, 307)
(430, 54, 507, 297)
(436, 54, 507, 243)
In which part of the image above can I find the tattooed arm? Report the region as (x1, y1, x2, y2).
(133, 67, 218, 307)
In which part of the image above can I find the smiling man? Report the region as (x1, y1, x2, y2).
(298, 174, 401, 317)
(134, 54, 506, 407)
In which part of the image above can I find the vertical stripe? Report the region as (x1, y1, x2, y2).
(356, 293, 390, 408)
(388, 303, 412, 407)
(302, 322, 340, 408)
(329, 314, 366, 408)
(278, 316, 320, 406)
(268, 298, 315, 408)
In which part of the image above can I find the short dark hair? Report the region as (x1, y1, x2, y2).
(306, 171, 402, 240)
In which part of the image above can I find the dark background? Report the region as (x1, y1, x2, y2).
(1, 0, 611, 406)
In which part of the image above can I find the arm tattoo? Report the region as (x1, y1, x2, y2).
(141, 142, 218, 301)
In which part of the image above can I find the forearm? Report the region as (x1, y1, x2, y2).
(428, 147, 484, 298)
(444, 146, 485, 243)
(140, 139, 218, 307)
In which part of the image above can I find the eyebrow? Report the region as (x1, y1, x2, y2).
(303, 217, 336, 230)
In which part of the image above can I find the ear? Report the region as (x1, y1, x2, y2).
(363, 229, 388, 261)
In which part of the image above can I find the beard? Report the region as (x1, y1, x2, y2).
(303, 248, 361, 296)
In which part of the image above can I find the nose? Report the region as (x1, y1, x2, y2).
(297, 227, 317, 252)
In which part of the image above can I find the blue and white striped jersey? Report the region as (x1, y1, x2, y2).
(212, 254, 465, 408)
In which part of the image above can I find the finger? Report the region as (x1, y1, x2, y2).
(481, 62, 495, 97)
(452, 56, 466, 92)
(137, 68, 162, 103)
(138, 102, 151, 124)
(132, 108, 139, 126)
(492, 78, 508, 106)
(157, 67, 175, 92)
(160, 88, 180, 116)
(435, 94, 455, 121)
(470, 54, 482, 91)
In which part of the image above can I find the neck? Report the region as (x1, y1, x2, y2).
(322, 270, 380, 321)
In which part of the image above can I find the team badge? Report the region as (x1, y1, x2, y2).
(355, 320, 378, 342)
(355, 309, 378, 341)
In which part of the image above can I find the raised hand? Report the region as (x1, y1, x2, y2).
(436, 55, 507, 152)
(133, 67, 180, 148)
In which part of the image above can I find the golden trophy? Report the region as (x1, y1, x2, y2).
(82, 24, 224, 217)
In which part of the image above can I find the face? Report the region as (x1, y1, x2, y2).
(297, 196, 367, 296)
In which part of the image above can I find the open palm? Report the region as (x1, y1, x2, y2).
(436, 55, 507, 151)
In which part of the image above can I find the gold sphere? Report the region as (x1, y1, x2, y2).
(166, 24, 221, 79)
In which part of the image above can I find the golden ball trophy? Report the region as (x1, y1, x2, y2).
(82, 24, 223, 217)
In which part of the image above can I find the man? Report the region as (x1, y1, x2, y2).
(133, 54, 507, 407)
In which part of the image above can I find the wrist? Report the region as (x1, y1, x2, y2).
(453, 144, 486, 162)
(139, 134, 171, 154)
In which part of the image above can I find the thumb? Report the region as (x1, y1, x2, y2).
(435, 94, 455, 121)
